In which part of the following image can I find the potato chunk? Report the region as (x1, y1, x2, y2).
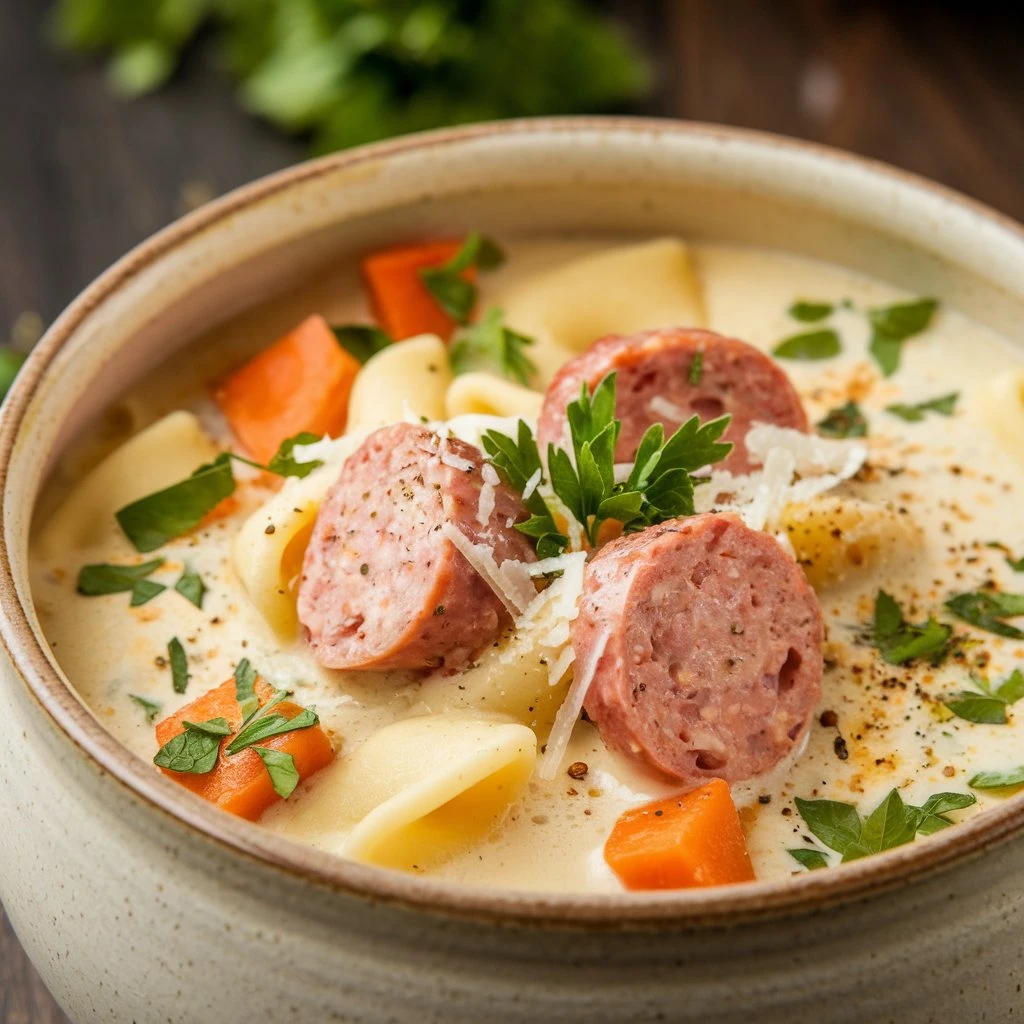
(780, 496, 922, 590)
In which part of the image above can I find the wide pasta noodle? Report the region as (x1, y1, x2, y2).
(345, 334, 452, 434)
(444, 372, 543, 420)
(232, 438, 361, 638)
(35, 411, 218, 560)
(495, 238, 707, 384)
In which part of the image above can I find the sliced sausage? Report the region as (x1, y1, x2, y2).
(576, 513, 823, 788)
(298, 422, 535, 671)
(537, 327, 809, 474)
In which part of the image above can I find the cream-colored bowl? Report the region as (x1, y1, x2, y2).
(1, 119, 1023, 1023)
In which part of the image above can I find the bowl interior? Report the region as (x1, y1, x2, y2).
(4, 118, 1024, 923)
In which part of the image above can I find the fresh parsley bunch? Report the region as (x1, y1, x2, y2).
(482, 373, 732, 555)
(49, 0, 652, 152)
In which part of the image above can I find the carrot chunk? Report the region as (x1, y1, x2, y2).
(215, 314, 360, 464)
(362, 240, 476, 341)
(155, 677, 334, 821)
(604, 779, 755, 890)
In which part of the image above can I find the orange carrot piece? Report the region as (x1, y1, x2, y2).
(155, 677, 334, 822)
(362, 240, 477, 341)
(604, 780, 755, 890)
(215, 314, 360, 464)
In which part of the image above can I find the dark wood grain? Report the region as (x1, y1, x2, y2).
(0, 1, 1021, 1020)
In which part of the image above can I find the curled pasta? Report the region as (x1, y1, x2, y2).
(35, 411, 218, 560)
(975, 368, 1024, 461)
(341, 713, 536, 871)
(495, 238, 707, 383)
(444, 372, 543, 420)
(346, 334, 452, 434)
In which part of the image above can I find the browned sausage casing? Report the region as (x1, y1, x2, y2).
(537, 327, 809, 474)
(576, 514, 823, 787)
(298, 423, 535, 671)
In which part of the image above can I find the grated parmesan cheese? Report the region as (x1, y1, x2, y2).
(522, 467, 542, 501)
(440, 523, 535, 616)
(439, 438, 476, 474)
(648, 395, 689, 422)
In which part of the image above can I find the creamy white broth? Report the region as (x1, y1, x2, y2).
(30, 238, 1024, 893)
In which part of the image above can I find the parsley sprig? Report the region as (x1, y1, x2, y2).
(449, 307, 537, 386)
(945, 590, 1024, 640)
(116, 431, 324, 552)
(482, 373, 732, 553)
(419, 233, 505, 324)
(791, 787, 976, 868)
(871, 590, 951, 665)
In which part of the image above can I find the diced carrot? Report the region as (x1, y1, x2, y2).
(215, 314, 360, 464)
(155, 676, 334, 821)
(362, 240, 476, 341)
(604, 780, 755, 890)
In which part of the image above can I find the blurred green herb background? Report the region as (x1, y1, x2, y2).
(49, 0, 652, 153)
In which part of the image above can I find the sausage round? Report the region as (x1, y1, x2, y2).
(575, 513, 823, 788)
(297, 422, 535, 671)
(537, 327, 809, 474)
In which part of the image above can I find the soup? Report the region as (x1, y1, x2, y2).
(30, 235, 1024, 893)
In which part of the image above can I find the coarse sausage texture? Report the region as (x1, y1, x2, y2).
(576, 513, 824, 788)
(537, 327, 809, 474)
(298, 422, 536, 671)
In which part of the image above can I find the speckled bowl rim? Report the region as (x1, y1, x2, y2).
(2, 117, 1023, 929)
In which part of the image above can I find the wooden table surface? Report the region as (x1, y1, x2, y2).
(1, 1, 1021, 1020)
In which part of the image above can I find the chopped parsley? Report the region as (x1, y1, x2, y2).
(483, 373, 732, 552)
(970, 766, 1024, 790)
(153, 719, 223, 775)
(116, 432, 327, 552)
(787, 300, 834, 323)
(885, 392, 959, 422)
(129, 693, 163, 723)
(76, 558, 166, 606)
(688, 350, 704, 385)
(987, 542, 1024, 572)
(253, 748, 300, 799)
(419, 232, 505, 323)
(449, 307, 537, 385)
(233, 658, 260, 722)
(945, 590, 1024, 640)
(816, 400, 867, 439)
(794, 788, 975, 865)
(867, 298, 938, 377)
(871, 590, 952, 665)
(772, 329, 841, 361)
(787, 847, 829, 871)
(168, 637, 189, 694)
(945, 669, 1024, 725)
(226, 702, 319, 755)
(331, 324, 392, 365)
(173, 567, 206, 609)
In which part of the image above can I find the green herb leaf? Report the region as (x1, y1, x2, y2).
(77, 559, 165, 600)
(842, 789, 918, 861)
(772, 329, 841, 361)
(816, 401, 868, 439)
(168, 637, 189, 694)
(1008, 554, 1024, 573)
(253, 747, 300, 800)
(688, 350, 704, 385)
(129, 693, 162, 723)
(913, 792, 977, 834)
(226, 706, 318, 755)
(233, 658, 260, 724)
(885, 392, 959, 423)
(945, 669, 1024, 725)
(792, 797, 863, 854)
(419, 233, 506, 323)
(449, 307, 537, 385)
(0, 348, 27, 402)
(867, 298, 938, 376)
(267, 431, 324, 479)
(945, 591, 1024, 640)
(182, 717, 232, 737)
(872, 590, 951, 665)
(153, 721, 222, 775)
(116, 454, 236, 552)
(970, 767, 1024, 790)
(173, 567, 206, 609)
(788, 301, 834, 322)
(331, 324, 392, 365)
(787, 848, 830, 870)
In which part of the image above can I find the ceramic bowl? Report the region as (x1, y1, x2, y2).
(1, 119, 1023, 1024)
